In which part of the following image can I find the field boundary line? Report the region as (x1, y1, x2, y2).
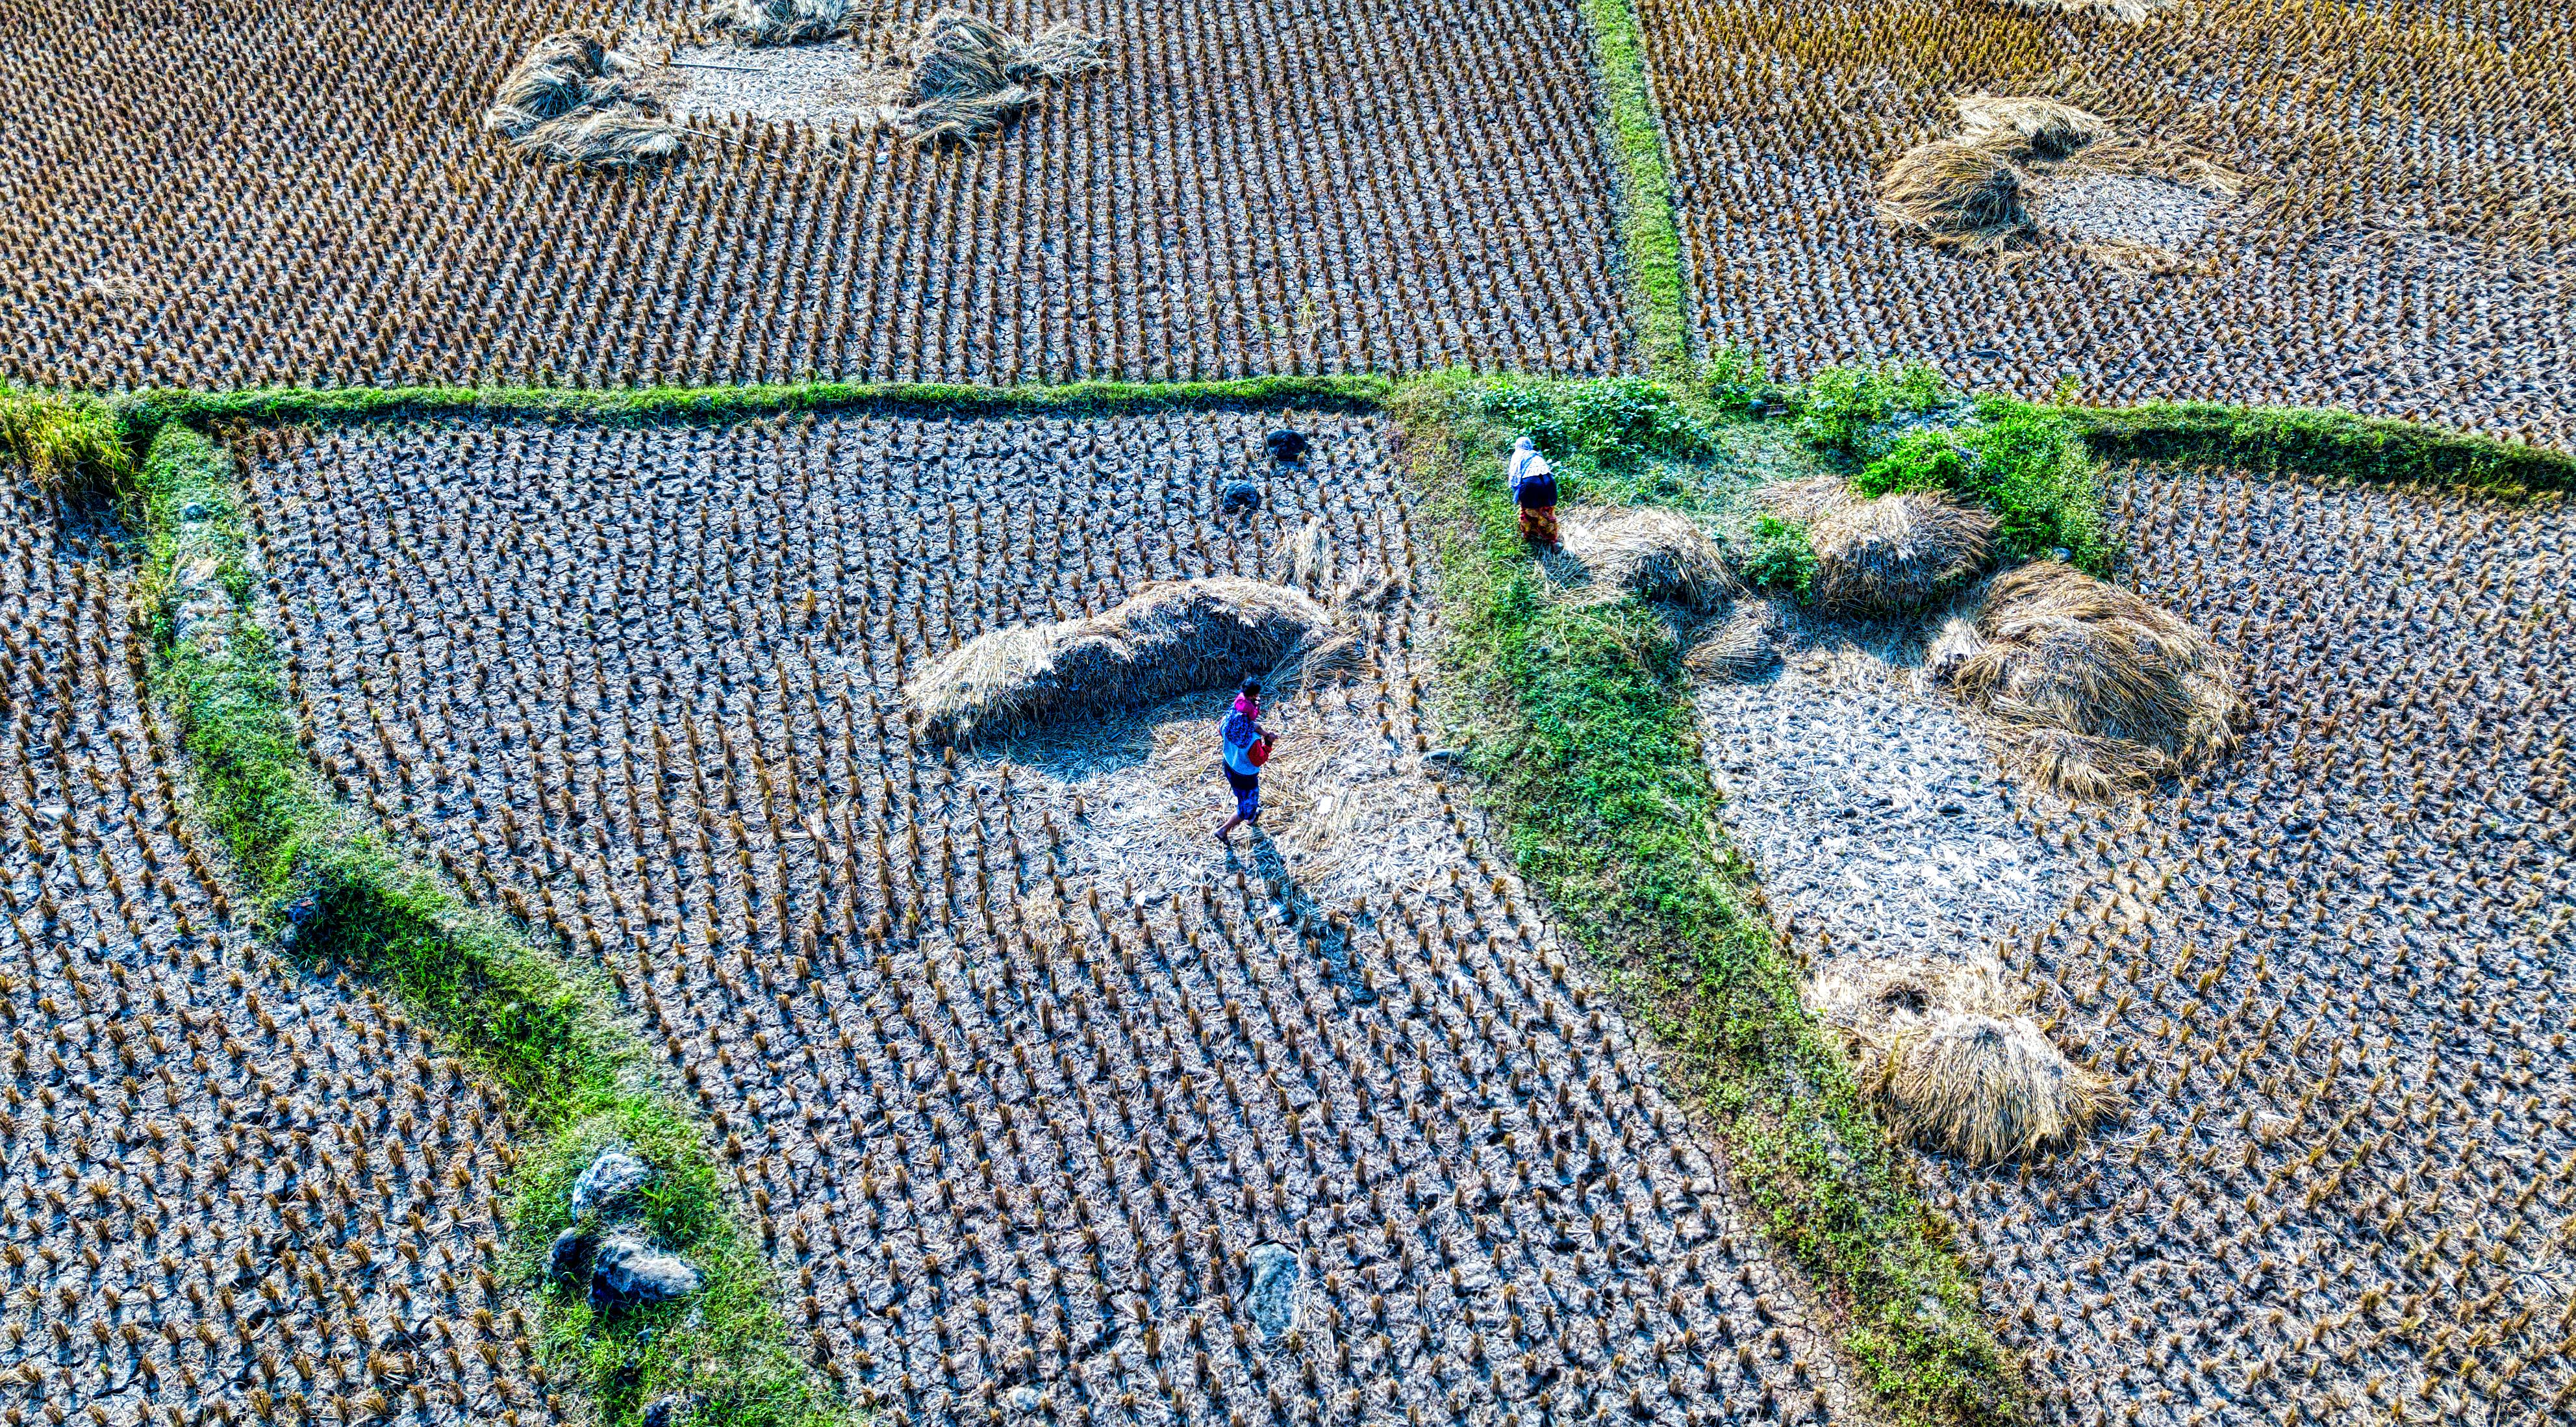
(127, 423, 849, 1427)
(1393, 373, 2030, 1427)
(2045, 399, 2576, 494)
(1584, 0, 1696, 380)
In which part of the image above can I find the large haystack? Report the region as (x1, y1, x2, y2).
(1560, 507, 1743, 612)
(1758, 478, 1995, 616)
(1882, 1012, 2111, 1165)
(856, 10, 1107, 142)
(1808, 954, 2108, 1164)
(1952, 94, 2109, 160)
(1928, 562, 2245, 798)
(700, 0, 850, 45)
(485, 32, 682, 168)
(906, 577, 1338, 743)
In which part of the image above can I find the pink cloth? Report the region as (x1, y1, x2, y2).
(1233, 694, 1260, 717)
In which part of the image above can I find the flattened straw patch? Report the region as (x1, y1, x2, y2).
(1953, 94, 2108, 160)
(858, 10, 1107, 142)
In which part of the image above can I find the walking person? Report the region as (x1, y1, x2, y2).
(1509, 435, 1559, 550)
(1215, 677, 1276, 842)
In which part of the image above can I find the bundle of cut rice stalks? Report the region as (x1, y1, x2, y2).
(905, 577, 1362, 744)
(857, 10, 1106, 142)
(1926, 561, 2245, 798)
(700, 0, 852, 45)
(1558, 506, 1743, 611)
(484, 32, 682, 168)
(1756, 477, 1995, 616)
(1876, 92, 2242, 259)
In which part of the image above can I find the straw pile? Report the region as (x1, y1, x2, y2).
(1878, 94, 2236, 259)
(1927, 562, 2246, 799)
(1807, 953, 2110, 1164)
(700, 0, 851, 45)
(1883, 1013, 2112, 1165)
(906, 577, 1343, 743)
(857, 10, 1107, 142)
(1559, 506, 1742, 611)
(1758, 477, 1995, 616)
(483, 32, 681, 168)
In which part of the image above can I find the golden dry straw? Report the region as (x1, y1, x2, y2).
(858, 10, 1107, 142)
(483, 32, 681, 168)
(1761, 478, 1997, 616)
(1928, 561, 2246, 798)
(1952, 94, 2109, 160)
(1559, 506, 1744, 611)
(1880, 1011, 2112, 1165)
(1684, 600, 1782, 682)
(905, 576, 1335, 742)
(1875, 139, 2030, 251)
(699, 0, 852, 45)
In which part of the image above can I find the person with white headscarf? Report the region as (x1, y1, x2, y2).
(1508, 435, 1559, 549)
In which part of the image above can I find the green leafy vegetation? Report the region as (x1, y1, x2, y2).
(1858, 400, 2111, 572)
(134, 424, 844, 1427)
(1476, 375, 1712, 470)
(1741, 514, 1819, 598)
(2052, 399, 2576, 496)
(1396, 372, 2028, 1427)
(0, 386, 131, 492)
(1792, 360, 1951, 455)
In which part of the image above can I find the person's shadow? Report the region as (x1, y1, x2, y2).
(1227, 827, 1378, 1004)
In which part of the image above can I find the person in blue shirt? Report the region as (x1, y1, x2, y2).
(1215, 678, 1276, 842)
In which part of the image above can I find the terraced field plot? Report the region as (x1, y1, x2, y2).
(1637, 0, 2576, 442)
(0, 0, 1635, 392)
(229, 409, 1858, 1424)
(1711, 460, 2576, 1424)
(0, 476, 564, 1427)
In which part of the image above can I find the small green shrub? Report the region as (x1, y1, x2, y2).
(0, 388, 130, 492)
(1859, 400, 2110, 572)
(1741, 515, 1817, 598)
(1793, 360, 1952, 455)
(1479, 375, 1711, 469)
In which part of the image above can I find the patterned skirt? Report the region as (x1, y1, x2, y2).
(1518, 503, 1559, 546)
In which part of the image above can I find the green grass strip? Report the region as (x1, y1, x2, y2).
(1395, 374, 2028, 1427)
(0, 385, 131, 492)
(133, 423, 845, 1427)
(1582, 0, 1694, 379)
(114, 372, 1391, 432)
(2047, 399, 2576, 495)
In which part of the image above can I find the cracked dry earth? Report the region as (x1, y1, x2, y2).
(1698, 466, 2576, 1425)
(231, 409, 1862, 1425)
(0, 475, 568, 1427)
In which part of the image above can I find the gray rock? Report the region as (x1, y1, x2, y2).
(590, 1231, 702, 1310)
(1007, 1385, 1042, 1413)
(570, 1149, 653, 1220)
(640, 1396, 688, 1427)
(546, 1228, 590, 1283)
(1220, 479, 1263, 514)
(1244, 1242, 1300, 1343)
(181, 501, 210, 522)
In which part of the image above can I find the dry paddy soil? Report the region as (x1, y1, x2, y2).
(0, 476, 570, 1427)
(221, 409, 1862, 1424)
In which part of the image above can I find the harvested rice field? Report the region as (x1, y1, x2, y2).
(1699, 460, 2576, 1424)
(1635, 0, 2576, 442)
(0, 0, 1634, 390)
(0, 476, 565, 1426)
(223, 410, 1862, 1424)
